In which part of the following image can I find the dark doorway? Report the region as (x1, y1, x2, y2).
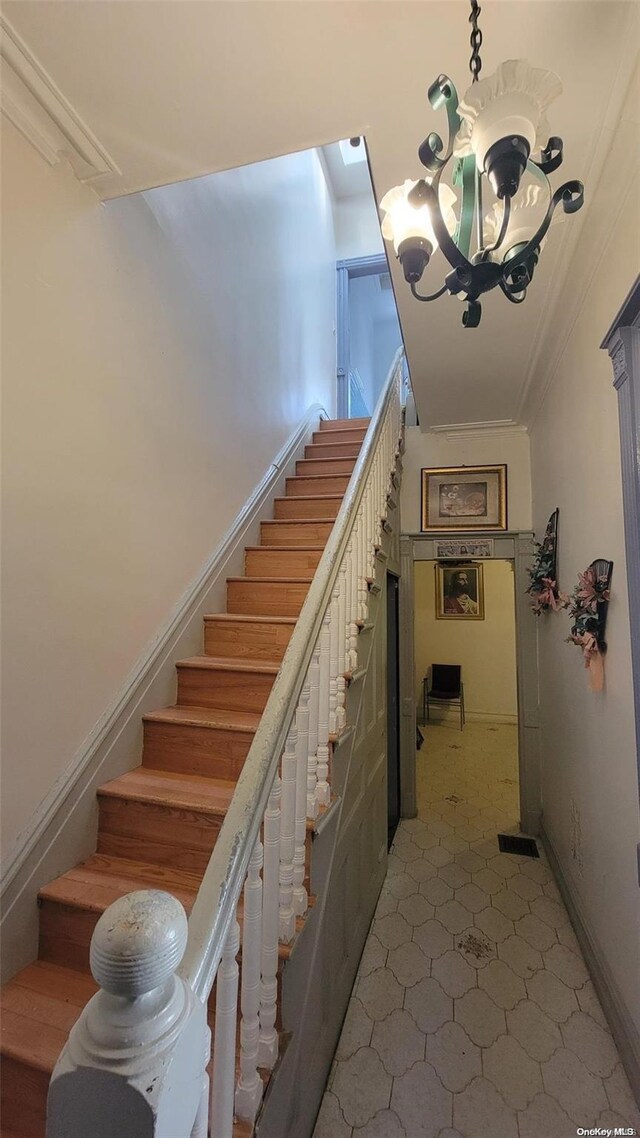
(387, 572, 401, 847)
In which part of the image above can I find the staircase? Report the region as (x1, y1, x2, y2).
(0, 417, 370, 1138)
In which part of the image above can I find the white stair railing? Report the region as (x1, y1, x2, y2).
(46, 350, 405, 1138)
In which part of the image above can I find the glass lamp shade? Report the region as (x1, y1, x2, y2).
(380, 178, 457, 255)
(453, 60, 562, 177)
(484, 183, 561, 260)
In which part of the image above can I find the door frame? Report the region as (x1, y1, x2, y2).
(398, 531, 541, 834)
(336, 253, 391, 419)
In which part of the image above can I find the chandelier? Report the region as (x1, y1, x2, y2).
(379, 0, 584, 328)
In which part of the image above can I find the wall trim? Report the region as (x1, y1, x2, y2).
(1, 403, 326, 976)
(0, 13, 120, 182)
(540, 823, 640, 1105)
(428, 420, 528, 441)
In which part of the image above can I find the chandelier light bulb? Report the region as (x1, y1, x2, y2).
(380, 179, 457, 283)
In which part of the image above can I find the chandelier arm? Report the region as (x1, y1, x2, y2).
(499, 280, 527, 304)
(410, 282, 449, 303)
(418, 74, 461, 173)
(418, 173, 475, 277)
(531, 137, 564, 176)
(498, 179, 584, 281)
(481, 196, 511, 260)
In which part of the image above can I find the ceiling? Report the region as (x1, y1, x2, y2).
(3, 1, 638, 429)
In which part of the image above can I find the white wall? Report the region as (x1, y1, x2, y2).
(415, 560, 518, 722)
(373, 317, 402, 397)
(1, 122, 337, 862)
(401, 428, 532, 534)
(529, 121, 640, 1038)
(335, 194, 384, 261)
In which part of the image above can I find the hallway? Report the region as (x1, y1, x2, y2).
(313, 723, 640, 1138)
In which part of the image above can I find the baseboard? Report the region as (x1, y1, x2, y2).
(540, 823, 640, 1106)
(1, 403, 327, 982)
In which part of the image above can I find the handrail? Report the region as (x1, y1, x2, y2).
(180, 346, 405, 1001)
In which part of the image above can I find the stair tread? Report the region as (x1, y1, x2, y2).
(39, 853, 203, 913)
(144, 705, 262, 731)
(226, 576, 312, 584)
(314, 426, 366, 435)
(261, 517, 337, 524)
(273, 494, 343, 502)
(243, 546, 325, 553)
(98, 766, 237, 813)
(176, 654, 281, 672)
(287, 473, 350, 482)
(203, 612, 298, 623)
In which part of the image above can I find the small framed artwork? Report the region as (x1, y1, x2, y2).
(421, 465, 507, 532)
(436, 563, 485, 620)
(434, 538, 494, 559)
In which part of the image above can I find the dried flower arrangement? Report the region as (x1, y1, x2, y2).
(526, 509, 567, 614)
(566, 559, 613, 691)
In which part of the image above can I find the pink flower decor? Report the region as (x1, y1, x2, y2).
(565, 559, 613, 692)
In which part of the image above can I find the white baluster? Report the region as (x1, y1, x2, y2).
(259, 773, 280, 1069)
(235, 835, 263, 1123)
(293, 684, 310, 916)
(306, 644, 320, 819)
(346, 539, 359, 672)
(336, 562, 347, 732)
(279, 728, 297, 941)
(328, 584, 340, 736)
(315, 607, 331, 807)
(211, 918, 240, 1138)
(357, 506, 368, 622)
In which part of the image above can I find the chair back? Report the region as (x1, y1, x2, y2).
(431, 664, 462, 696)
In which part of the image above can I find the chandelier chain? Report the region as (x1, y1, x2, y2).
(469, 0, 483, 83)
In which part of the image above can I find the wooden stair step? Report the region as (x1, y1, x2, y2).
(304, 440, 363, 460)
(226, 576, 310, 617)
(285, 473, 350, 497)
(295, 456, 358, 476)
(311, 427, 366, 445)
(204, 612, 296, 660)
(143, 703, 261, 778)
(176, 653, 280, 712)
(96, 766, 237, 873)
(319, 417, 370, 431)
(260, 519, 335, 546)
(244, 546, 323, 579)
(273, 495, 342, 520)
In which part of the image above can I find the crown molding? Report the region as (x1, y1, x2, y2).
(428, 420, 528, 442)
(0, 14, 120, 183)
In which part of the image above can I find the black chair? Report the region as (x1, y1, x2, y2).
(423, 664, 465, 731)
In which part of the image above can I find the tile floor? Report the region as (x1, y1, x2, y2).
(312, 721, 640, 1138)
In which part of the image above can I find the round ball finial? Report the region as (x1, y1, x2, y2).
(90, 890, 188, 997)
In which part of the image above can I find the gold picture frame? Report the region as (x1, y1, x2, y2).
(436, 563, 485, 620)
(421, 465, 507, 532)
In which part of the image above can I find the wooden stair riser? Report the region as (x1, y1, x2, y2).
(273, 496, 341, 521)
(244, 548, 322, 579)
(260, 520, 334, 547)
(177, 661, 276, 713)
(204, 615, 295, 660)
(227, 578, 309, 617)
(304, 441, 362, 460)
(97, 795, 224, 873)
(285, 474, 350, 497)
(318, 417, 369, 431)
(295, 457, 357, 476)
(143, 719, 253, 780)
(1, 1056, 49, 1137)
(311, 427, 366, 445)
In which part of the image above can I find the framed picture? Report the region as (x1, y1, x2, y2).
(421, 465, 507, 532)
(434, 538, 494, 559)
(436, 563, 485, 620)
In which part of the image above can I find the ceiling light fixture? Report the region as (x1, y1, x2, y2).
(379, 1, 584, 327)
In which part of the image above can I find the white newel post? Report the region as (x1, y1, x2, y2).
(306, 644, 320, 819)
(279, 728, 297, 942)
(235, 835, 264, 1123)
(259, 772, 281, 1069)
(46, 891, 209, 1138)
(315, 606, 331, 807)
(293, 684, 310, 917)
(211, 918, 240, 1138)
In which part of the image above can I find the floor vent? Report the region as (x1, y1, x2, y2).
(497, 834, 539, 858)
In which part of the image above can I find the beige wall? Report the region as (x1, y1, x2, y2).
(401, 427, 532, 534)
(1, 122, 337, 862)
(529, 67, 640, 1040)
(415, 560, 518, 723)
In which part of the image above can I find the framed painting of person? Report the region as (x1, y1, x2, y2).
(436, 563, 485, 620)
